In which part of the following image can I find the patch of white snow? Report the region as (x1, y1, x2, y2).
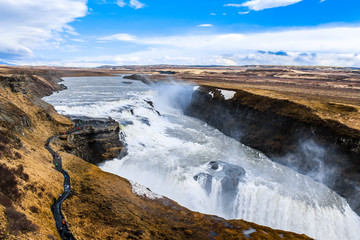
(193, 86, 200, 91)
(220, 89, 236, 100)
(130, 180, 163, 200)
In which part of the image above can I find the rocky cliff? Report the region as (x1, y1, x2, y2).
(60, 118, 126, 165)
(0, 71, 66, 98)
(186, 86, 360, 215)
(0, 70, 310, 239)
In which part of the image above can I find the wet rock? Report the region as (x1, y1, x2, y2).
(210, 161, 246, 193)
(193, 173, 212, 195)
(140, 117, 150, 126)
(209, 161, 219, 170)
(144, 99, 161, 116)
(194, 161, 246, 196)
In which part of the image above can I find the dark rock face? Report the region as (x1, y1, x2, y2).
(0, 72, 67, 98)
(186, 86, 360, 215)
(0, 75, 29, 94)
(123, 74, 152, 85)
(29, 74, 67, 98)
(62, 120, 126, 165)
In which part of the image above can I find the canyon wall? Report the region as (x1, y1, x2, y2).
(185, 86, 360, 215)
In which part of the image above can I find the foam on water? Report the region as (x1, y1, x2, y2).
(44, 76, 360, 240)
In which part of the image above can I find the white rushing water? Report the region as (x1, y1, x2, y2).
(44, 76, 360, 240)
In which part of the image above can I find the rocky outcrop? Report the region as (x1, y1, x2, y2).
(186, 86, 360, 215)
(0, 101, 32, 136)
(0, 72, 67, 98)
(123, 74, 152, 85)
(29, 73, 67, 98)
(60, 118, 126, 165)
(0, 75, 29, 94)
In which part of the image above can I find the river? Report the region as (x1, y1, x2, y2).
(44, 76, 360, 240)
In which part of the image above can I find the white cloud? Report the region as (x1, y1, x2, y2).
(75, 26, 360, 67)
(0, 0, 87, 59)
(97, 33, 137, 41)
(100, 27, 360, 53)
(238, 11, 250, 15)
(71, 38, 86, 42)
(210, 13, 216, 16)
(224, 4, 242, 7)
(129, 0, 145, 9)
(115, 0, 145, 9)
(225, 0, 302, 11)
(116, 0, 126, 7)
(197, 24, 214, 27)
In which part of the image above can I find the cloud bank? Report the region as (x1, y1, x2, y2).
(0, 0, 88, 59)
(44, 26, 360, 67)
(99, 26, 360, 53)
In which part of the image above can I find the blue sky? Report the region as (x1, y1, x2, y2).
(0, 0, 360, 67)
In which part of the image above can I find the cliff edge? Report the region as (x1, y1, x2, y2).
(186, 86, 360, 215)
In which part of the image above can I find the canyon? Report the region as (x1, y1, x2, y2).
(0, 66, 312, 239)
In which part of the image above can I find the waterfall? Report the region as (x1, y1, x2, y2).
(44, 76, 360, 240)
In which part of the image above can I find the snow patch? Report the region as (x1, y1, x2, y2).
(130, 180, 163, 200)
(220, 89, 236, 100)
(193, 86, 200, 91)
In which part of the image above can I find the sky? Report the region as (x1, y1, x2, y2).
(0, 0, 360, 67)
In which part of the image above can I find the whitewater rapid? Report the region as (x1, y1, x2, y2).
(44, 76, 360, 240)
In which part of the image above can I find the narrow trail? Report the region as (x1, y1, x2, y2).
(46, 130, 76, 240)
(45, 119, 117, 240)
